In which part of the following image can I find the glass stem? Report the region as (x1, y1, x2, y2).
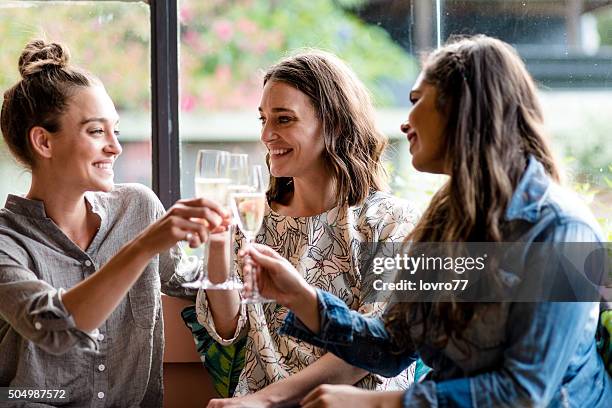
(227, 224, 236, 285)
(245, 235, 260, 298)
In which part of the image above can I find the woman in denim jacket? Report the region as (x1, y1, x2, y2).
(241, 35, 612, 407)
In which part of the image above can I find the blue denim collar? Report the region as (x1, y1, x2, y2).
(505, 156, 551, 222)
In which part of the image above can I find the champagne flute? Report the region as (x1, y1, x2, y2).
(215, 153, 249, 290)
(183, 149, 231, 289)
(231, 165, 272, 303)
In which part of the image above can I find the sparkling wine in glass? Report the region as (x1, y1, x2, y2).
(233, 191, 266, 240)
(195, 177, 230, 205)
(182, 149, 230, 289)
(227, 153, 250, 197)
(215, 153, 250, 290)
(231, 165, 272, 303)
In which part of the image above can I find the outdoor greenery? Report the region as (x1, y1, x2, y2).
(0, 1, 609, 237)
(178, 0, 417, 111)
(0, 0, 415, 112)
(0, 1, 151, 111)
(595, 5, 612, 46)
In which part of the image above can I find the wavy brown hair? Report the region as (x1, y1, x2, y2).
(385, 35, 560, 351)
(263, 50, 388, 207)
(1, 39, 99, 170)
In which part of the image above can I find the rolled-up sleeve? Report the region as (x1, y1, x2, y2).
(0, 255, 97, 355)
(282, 289, 357, 346)
(195, 289, 248, 345)
(194, 228, 249, 346)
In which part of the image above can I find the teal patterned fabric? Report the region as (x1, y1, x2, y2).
(181, 305, 246, 397)
(414, 358, 432, 383)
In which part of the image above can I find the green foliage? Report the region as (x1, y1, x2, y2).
(0, 2, 151, 112)
(389, 153, 612, 240)
(0, 1, 414, 112)
(545, 95, 612, 214)
(605, 165, 612, 189)
(552, 113, 612, 188)
(179, 0, 417, 111)
(595, 5, 612, 46)
(604, 219, 612, 242)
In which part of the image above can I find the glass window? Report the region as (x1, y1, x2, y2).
(0, 1, 151, 204)
(440, 0, 612, 238)
(177, 0, 439, 204)
(177, 0, 610, 237)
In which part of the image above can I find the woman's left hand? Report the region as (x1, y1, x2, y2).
(300, 385, 404, 408)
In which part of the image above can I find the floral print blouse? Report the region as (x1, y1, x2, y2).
(196, 191, 419, 395)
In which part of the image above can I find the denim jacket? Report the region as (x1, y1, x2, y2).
(281, 157, 612, 407)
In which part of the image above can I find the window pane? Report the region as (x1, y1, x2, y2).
(178, 0, 444, 207)
(0, 1, 151, 204)
(440, 0, 612, 237)
(178, 1, 611, 239)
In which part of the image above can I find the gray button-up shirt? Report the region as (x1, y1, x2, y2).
(0, 184, 197, 407)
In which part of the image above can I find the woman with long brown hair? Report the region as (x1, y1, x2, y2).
(198, 50, 420, 406)
(242, 35, 612, 407)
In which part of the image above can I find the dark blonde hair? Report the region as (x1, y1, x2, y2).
(1, 40, 99, 169)
(263, 50, 388, 207)
(385, 35, 560, 351)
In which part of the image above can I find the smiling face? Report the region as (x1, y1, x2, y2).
(400, 73, 448, 174)
(48, 85, 122, 192)
(259, 80, 325, 179)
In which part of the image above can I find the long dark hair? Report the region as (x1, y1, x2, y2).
(263, 50, 388, 207)
(385, 35, 560, 351)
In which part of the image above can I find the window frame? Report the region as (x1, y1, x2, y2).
(150, 0, 181, 208)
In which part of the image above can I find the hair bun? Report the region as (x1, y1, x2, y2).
(18, 40, 70, 79)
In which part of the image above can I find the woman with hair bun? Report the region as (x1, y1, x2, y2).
(0, 40, 229, 407)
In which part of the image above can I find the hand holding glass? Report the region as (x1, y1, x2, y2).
(231, 165, 272, 303)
